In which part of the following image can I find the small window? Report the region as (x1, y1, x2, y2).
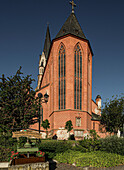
(41, 59, 44, 67)
(74, 130, 83, 137)
(76, 117, 81, 127)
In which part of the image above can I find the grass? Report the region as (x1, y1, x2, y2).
(54, 150, 124, 168)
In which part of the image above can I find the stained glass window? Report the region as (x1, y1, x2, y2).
(59, 44, 66, 109)
(74, 43, 82, 110)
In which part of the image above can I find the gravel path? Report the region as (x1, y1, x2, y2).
(49, 161, 124, 170)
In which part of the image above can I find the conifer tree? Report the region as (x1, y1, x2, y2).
(65, 120, 73, 133)
(41, 119, 50, 138)
(0, 67, 39, 132)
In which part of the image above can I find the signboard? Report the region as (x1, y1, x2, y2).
(12, 130, 42, 139)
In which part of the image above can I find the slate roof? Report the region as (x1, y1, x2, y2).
(91, 113, 101, 121)
(43, 25, 51, 60)
(55, 13, 86, 40)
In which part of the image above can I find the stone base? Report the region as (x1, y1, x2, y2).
(8, 162, 49, 170)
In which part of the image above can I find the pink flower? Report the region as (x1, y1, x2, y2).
(11, 151, 14, 153)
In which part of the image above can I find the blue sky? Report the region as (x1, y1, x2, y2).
(0, 0, 124, 106)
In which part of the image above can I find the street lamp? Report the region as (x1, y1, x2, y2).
(38, 92, 49, 134)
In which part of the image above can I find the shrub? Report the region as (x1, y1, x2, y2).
(54, 150, 124, 168)
(100, 136, 124, 155)
(0, 147, 11, 162)
(0, 134, 17, 151)
(38, 140, 72, 159)
(75, 138, 101, 152)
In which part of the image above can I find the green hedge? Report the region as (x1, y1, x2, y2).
(99, 136, 124, 155)
(38, 140, 72, 158)
(73, 136, 124, 155)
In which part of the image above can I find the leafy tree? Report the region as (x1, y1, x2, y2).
(41, 119, 50, 138)
(89, 130, 100, 140)
(0, 67, 39, 133)
(101, 95, 124, 135)
(65, 120, 73, 134)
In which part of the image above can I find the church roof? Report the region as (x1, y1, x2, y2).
(43, 25, 51, 60)
(91, 113, 101, 121)
(55, 13, 86, 40)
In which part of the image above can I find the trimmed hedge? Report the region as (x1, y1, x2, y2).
(38, 140, 73, 158)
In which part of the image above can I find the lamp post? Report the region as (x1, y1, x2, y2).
(38, 92, 49, 134)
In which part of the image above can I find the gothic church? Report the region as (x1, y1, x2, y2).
(32, 1, 104, 139)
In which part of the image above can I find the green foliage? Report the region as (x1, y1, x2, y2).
(75, 138, 101, 152)
(74, 130, 101, 152)
(0, 147, 11, 162)
(41, 119, 50, 131)
(101, 95, 124, 134)
(38, 140, 72, 159)
(41, 119, 50, 138)
(89, 129, 100, 140)
(65, 120, 73, 133)
(17, 137, 27, 148)
(0, 67, 39, 132)
(0, 133, 17, 149)
(54, 150, 124, 168)
(100, 136, 124, 155)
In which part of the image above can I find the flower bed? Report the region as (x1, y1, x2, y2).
(11, 156, 45, 165)
(10, 151, 45, 165)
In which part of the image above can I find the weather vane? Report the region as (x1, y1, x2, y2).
(70, 0, 76, 13)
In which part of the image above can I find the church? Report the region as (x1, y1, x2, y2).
(32, 1, 105, 139)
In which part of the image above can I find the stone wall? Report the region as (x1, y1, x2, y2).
(8, 162, 49, 170)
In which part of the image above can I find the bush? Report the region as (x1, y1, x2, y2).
(74, 138, 101, 152)
(54, 150, 124, 168)
(100, 136, 124, 155)
(38, 140, 72, 159)
(0, 147, 11, 162)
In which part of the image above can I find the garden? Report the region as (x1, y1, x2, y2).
(0, 131, 124, 168)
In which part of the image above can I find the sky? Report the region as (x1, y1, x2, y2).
(0, 0, 124, 106)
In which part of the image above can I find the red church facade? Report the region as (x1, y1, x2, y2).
(31, 2, 106, 139)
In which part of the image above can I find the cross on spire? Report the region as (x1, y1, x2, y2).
(70, 0, 76, 13)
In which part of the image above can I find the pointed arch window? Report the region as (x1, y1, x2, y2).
(59, 44, 66, 109)
(74, 44, 82, 110)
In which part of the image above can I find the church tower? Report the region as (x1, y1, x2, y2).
(34, 1, 102, 139)
(36, 25, 51, 90)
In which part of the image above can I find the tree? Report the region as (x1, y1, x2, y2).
(65, 120, 73, 134)
(41, 119, 50, 138)
(0, 67, 39, 133)
(101, 95, 124, 135)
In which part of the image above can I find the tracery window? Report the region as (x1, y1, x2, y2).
(59, 44, 66, 109)
(76, 117, 81, 127)
(74, 43, 82, 110)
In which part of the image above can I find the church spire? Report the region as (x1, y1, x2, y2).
(43, 24, 51, 60)
(55, 13, 86, 40)
(55, 1, 86, 40)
